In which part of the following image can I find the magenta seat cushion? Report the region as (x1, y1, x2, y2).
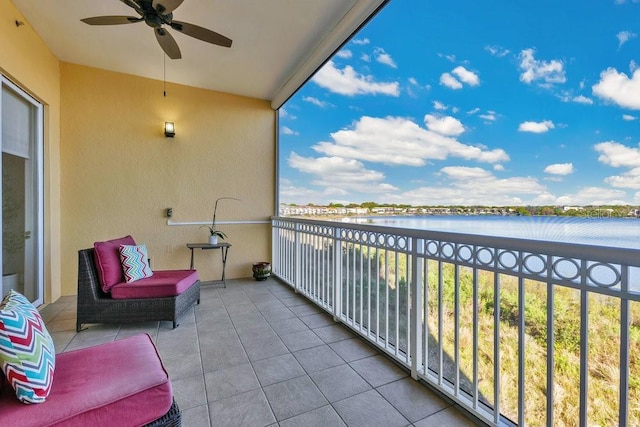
(93, 235, 136, 292)
(0, 334, 173, 427)
(110, 270, 199, 299)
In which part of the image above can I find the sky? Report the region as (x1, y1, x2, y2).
(278, 0, 640, 207)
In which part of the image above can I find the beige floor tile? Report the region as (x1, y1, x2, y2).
(45, 278, 474, 426)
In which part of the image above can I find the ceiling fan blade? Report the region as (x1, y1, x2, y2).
(152, 0, 184, 14)
(155, 27, 182, 59)
(170, 20, 232, 48)
(81, 16, 141, 25)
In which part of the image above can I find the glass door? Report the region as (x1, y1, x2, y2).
(1, 77, 44, 306)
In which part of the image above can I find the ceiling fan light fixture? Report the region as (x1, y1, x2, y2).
(164, 121, 175, 137)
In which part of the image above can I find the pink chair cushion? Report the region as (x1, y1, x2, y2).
(110, 270, 199, 299)
(93, 235, 136, 292)
(0, 334, 172, 427)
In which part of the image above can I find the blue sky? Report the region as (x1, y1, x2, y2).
(279, 0, 640, 207)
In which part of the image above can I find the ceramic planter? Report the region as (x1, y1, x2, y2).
(252, 262, 271, 281)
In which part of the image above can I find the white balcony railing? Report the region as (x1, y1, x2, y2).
(271, 216, 640, 427)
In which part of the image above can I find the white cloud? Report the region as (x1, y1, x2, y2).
(440, 72, 463, 89)
(312, 115, 509, 167)
(374, 48, 397, 68)
(556, 92, 593, 105)
(518, 48, 566, 85)
(279, 179, 322, 203)
(594, 141, 640, 190)
(451, 66, 480, 86)
(281, 126, 299, 136)
(485, 45, 510, 57)
(623, 114, 637, 121)
(312, 60, 400, 96)
(279, 107, 296, 120)
(467, 107, 480, 115)
(424, 114, 465, 136)
(438, 53, 457, 63)
(479, 112, 497, 122)
(441, 166, 492, 180)
(494, 164, 505, 171)
(617, 30, 637, 48)
(555, 187, 628, 205)
(592, 68, 640, 109)
(335, 49, 353, 59)
(572, 95, 593, 104)
(518, 120, 555, 133)
(361, 54, 371, 62)
(604, 167, 640, 189)
(303, 96, 329, 108)
(594, 141, 640, 167)
(408, 77, 418, 86)
(544, 163, 574, 175)
(288, 152, 397, 193)
(440, 66, 480, 90)
(433, 101, 448, 111)
(352, 38, 370, 45)
(393, 166, 546, 206)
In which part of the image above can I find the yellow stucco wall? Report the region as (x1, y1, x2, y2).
(0, 0, 61, 303)
(60, 63, 275, 295)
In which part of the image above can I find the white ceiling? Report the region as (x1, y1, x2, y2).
(12, 0, 386, 108)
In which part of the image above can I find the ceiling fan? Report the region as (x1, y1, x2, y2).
(81, 0, 232, 59)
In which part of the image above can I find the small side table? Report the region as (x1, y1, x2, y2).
(186, 242, 231, 288)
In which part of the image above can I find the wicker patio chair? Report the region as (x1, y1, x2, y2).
(146, 399, 182, 427)
(76, 248, 200, 332)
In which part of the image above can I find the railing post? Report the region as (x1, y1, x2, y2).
(333, 226, 342, 322)
(410, 237, 423, 379)
(271, 219, 277, 276)
(294, 222, 301, 293)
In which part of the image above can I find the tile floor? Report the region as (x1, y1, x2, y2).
(41, 278, 481, 427)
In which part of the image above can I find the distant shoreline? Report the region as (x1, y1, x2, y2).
(285, 211, 640, 222)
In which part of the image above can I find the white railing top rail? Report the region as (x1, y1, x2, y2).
(273, 216, 640, 301)
(273, 216, 640, 267)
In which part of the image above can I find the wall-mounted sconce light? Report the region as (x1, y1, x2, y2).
(164, 122, 175, 138)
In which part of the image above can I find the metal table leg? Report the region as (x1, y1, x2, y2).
(220, 246, 229, 287)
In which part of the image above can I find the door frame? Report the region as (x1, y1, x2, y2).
(1, 75, 44, 306)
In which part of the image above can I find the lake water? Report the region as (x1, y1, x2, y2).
(345, 215, 640, 250)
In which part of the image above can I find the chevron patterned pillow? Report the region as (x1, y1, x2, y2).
(0, 290, 55, 404)
(119, 244, 154, 283)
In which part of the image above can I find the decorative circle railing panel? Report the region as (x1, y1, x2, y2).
(552, 258, 580, 281)
(476, 247, 495, 267)
(441, 242, 455, 260)
(586, 262, 620, 288)
(425, 241, 439, 257)
(498, 250, 518, 271)
(523, 253, 547, 276)
(456, 245, 474, 263)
